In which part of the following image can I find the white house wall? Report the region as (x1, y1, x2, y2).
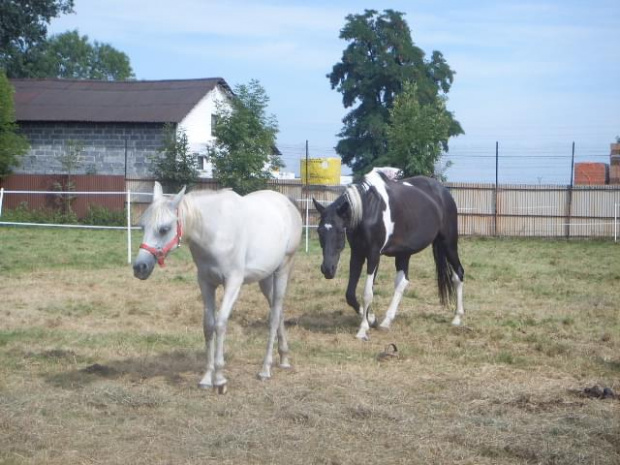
(178, 84, 231, 177)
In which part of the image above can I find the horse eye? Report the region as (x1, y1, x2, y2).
(159, 226, 171, 235)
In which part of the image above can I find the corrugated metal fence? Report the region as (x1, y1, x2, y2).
(0, 174, 125, 217)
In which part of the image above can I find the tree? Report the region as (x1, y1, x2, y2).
(208, 79, 281, 195)
(0, 71, 29, 177)
(0, 0, 74, 76)
(149, 124, 199, 193)
(31, 30, 134, 80)
(328, 9, 463, 176)
(1, 2, 134, 80)
(52, 139, 83, 221)
(381, 82, 452, 178)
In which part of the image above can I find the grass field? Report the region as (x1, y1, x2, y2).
(0, 227, 619, 464)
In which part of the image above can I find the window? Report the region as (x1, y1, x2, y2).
(210, 114, 219, 137)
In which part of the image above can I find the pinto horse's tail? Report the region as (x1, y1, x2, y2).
(432, 238, 455, 307)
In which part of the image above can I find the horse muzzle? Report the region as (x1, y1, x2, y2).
(133, 252, 156, 280)
(321, 262, 337, 279)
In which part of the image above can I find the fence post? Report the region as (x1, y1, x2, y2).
(305, 140, 310, 253)
(0, 187, 4, 217)
(494, 141, 499, 236)
(127, 189, 132, 264)
(615, 203, 618, 243)
(565, 142, 575, 239)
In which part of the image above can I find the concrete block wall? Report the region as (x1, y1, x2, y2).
(15, 122, 167, 178)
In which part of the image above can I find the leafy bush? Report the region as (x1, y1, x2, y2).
(83, 204, 125, 226)
(1, 202, 77, 224)
(1, 202, 125, 226)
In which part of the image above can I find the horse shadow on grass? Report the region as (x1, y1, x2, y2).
(240, 308, 361, 335)
(45, 349, 207, 390)
(44, 310, 363, 390)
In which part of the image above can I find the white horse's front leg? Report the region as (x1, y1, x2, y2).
(356, 271, 375, 341)
(451, 271, 465, 326)
(198, 280, 217, 389)
(380, 270, 409, 330)
(213, 277, 242, 393)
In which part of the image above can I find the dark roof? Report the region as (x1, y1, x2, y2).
(10, 78, 232, 123)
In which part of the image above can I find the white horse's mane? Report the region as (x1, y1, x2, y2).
(177, 189, 224, 234)
(140, 197, 176, 229)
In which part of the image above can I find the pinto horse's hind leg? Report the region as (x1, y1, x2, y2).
(444, 240, 465, 326)
(379, 254, 410, 330)
(451, 271, 465, 326)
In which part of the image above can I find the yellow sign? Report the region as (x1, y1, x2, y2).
(300, 158, 341, 185)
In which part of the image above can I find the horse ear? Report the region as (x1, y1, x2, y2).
(312, 197, 326, 215)
(336, 200, 351, 222)
(153, 181, 164, 200)
(171, 186, 186, 209)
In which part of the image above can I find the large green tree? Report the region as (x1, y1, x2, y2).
(32, 30, 134, 80)
(328, 9, 463, 176)
(381, 82, 452, 178)
(208, 79, 281, 195)
(0, 71, 29, 177)
(1, 2, 133, 80)
(0, 0, 74, 76)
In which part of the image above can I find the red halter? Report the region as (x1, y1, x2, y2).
(139, 218, 183, 267)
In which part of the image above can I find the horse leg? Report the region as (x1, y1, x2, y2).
(276, 265, 293, 370)
(212, 276, 242, 393)
(356, 254, 380, 341)
(345, 251, 363, 314)
(258, 260, 293, 380)
(259, 273, 292, 368)
(379, 254, 410, 330)
(197, 278, 217, 389)
(443, 237, 465, 326)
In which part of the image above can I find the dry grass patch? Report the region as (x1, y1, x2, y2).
(1, 228, 619, 464)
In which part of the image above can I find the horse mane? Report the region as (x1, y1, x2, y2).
(179, 189, 237, 235)
(344, 185, 363, 228)
(140, 196, 176, 229)
(342, 169, 395, 229)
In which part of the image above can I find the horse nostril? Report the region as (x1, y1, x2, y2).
(321, 263, 335, 279)
(133, 262, 146, 274)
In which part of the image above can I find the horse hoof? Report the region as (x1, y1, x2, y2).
(198, 382, 212, 390)
(378, 323, 391, 331)
(257, 372, 271, 381)
(279, 362, 292, 370)
(356, 334, 370, 342)
(214, 384, 228, 395)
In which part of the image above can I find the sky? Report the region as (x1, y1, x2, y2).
(48, 0, 620, 184)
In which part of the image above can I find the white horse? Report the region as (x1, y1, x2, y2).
(133, 182, 302, 393)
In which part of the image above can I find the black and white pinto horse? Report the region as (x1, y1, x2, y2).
(313, 168, 465, 340)
(133, 182, 302, 393)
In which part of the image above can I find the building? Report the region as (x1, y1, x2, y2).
(10, 77, 233, 178)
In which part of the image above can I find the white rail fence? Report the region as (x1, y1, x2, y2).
(1, 189, 619, 265)
(0, 189, 322, 262)
(0, 188, 141, 264)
